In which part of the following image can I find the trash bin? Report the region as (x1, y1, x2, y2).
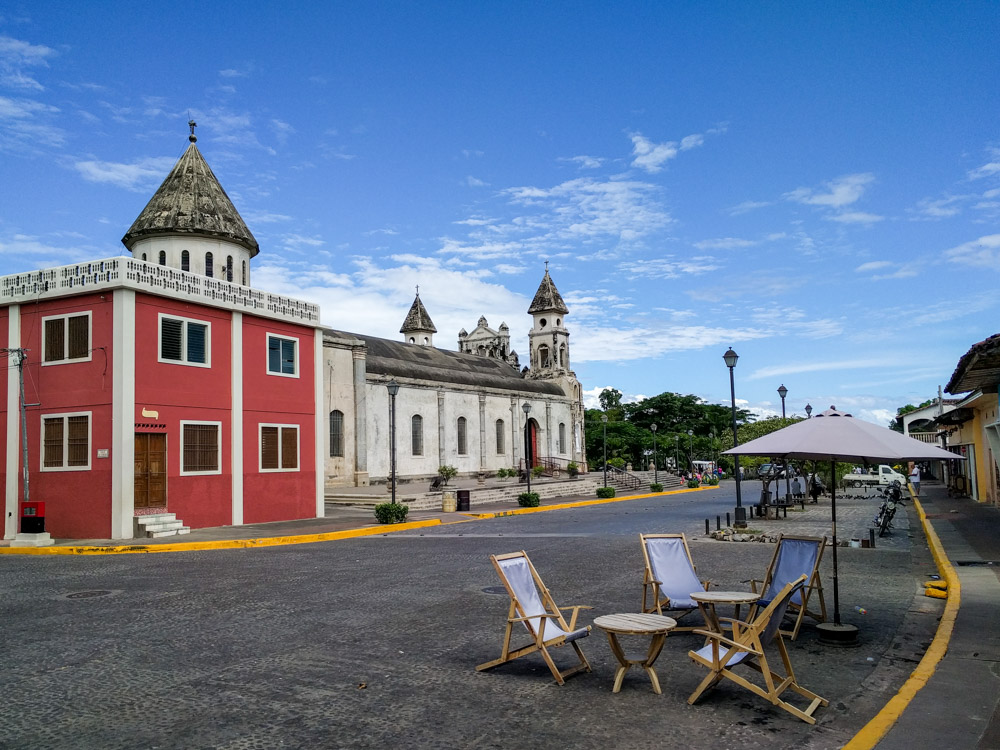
(457, 489, 471, 512)
(442, 490, 457, 512)
(20, 501, 45, 534)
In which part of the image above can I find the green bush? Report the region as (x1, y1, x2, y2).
(567, 461, 579, 477)
(596, 486, 616, 498)
(649, 482, 664, 493)
(374, 502, 409, 524)
(705, 476, 719, 486)
(495, 467, 512, 479)
(686, 478, 700, 489)
(531, 465, 545, 478)
(608, 457, 626, 470)
(437, 465, 458, 484)
(517, 492, 540, 507)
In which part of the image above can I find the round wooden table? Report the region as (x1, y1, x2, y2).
(593, 613, 677, 694)
(690, 590, 760, 633)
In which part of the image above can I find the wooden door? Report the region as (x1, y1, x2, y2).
(134, 433, 167, 508)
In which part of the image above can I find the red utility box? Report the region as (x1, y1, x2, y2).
(20, 501, 45, 534)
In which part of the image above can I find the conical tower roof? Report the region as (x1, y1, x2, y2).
(400, 293, 437, 333)
(527, 269, 568, 315)
(121, 139, 259, 256)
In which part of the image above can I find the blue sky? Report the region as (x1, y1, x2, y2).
(2, 2, 998, 425)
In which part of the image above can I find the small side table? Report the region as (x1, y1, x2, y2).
(690, 590, 760, 633)
(593, 613, 677, 694)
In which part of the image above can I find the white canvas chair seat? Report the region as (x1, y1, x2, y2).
(476, 551, 592, 685)
(641, 533, 710, 629)
(688, 575, 829, 724)
(749, 534, 828, 640)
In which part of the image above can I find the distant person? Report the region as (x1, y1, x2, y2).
(809, 478, 821, 504)
(909, 463, 920, 497)
(791, 476, 803, 499)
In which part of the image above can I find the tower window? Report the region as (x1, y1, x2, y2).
(457, 417, 468, 456)
(538, 345, 550, 368)
(158, 251, 166, 266)
(558, 423, 566, 454)
(329, 410, 344, 457)
(205, 252, 214, 277)
(181, 250, 190, 271)
(227, 256, 233, 282)
(242, 261, 247, 285)
(540, 318, 547, 328)
(411, 414, 423, 456)
(496, 419, 505, 455)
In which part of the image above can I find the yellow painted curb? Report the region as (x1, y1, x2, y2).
(842, 498, 961, 749)
(465, 485, 716, 519)
(0, 518, 445, 555)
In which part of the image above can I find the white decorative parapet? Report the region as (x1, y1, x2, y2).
(0, 257, 320, 325)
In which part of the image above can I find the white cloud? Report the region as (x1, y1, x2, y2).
(728, 200, 772, 215)
(746, 357, 907, 381)
(910, 195, 967, 219)
(617, 257, 719, 279)
(572, 323, 768, 363)
(0, 95, 64, 149)
(0, 35, 55, 90)
(466, 175, 488, 187)
(693, 237, 757, 250)
(680, 134, 704, 150)
(628, 132, 678, 173)
(827, 211, 883, 224)
(785, 173, 875, 208)
(968, 157, 1000, 180)
(73, 156, 178, 191)
(561, 155, 604, 169)
(855, 261, 892, 272)
(943, 233, 1000, 269)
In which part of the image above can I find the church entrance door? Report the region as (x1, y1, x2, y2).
(527, 419, 538, 468)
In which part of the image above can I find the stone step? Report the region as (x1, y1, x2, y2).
(141, 521, 185, 533)
(137, 513, 177, 525)
(148, 527, 190, 538)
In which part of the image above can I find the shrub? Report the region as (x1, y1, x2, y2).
(650, 482, 664, 493)
(374, 502, 409, 524)
(437, 465, 458, 484)
(518, 492, 540, 507)
(608, 457, 626, 470)
(686, 478, 700, 489)
(495, 468, 511, 479)
(705, 476, 719, 486)
(596, 486, 616, 498)
(567, 461, 579, 477)
(531, 465, 544, 478)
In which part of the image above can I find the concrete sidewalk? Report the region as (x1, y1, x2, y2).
(875, 482, 1000, 749)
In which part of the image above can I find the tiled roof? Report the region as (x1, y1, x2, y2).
(399, 294, 437, 333)
(527, 270, 568, 315)
(121, 142, 259, 256)
(946, 333, 1000, 394)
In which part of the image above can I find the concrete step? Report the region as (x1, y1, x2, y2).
(142, 521, 185, 533)
(136, 512, 188, 538)
(148, 527, 190, 538)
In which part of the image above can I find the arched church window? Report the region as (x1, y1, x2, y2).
(242, 261, 247, 286)
(329, 410, 344, 457)
(558, 423, 566, 454)
(540, 318, 547, 328)
(409, 337, 415, 344)
(538, 345, 550, 368)
(181, 250, 190, 272)
(141, 253, 147, 261)
(457, 417, 468, 456)
(158, 251, 166, 266)
(423, 337, 429, 345)
(411, 415, 423, 456)
(205, 252, 214, 278)
(226, 256, 233, 282)
(495, 419, 505, 455)
(559, 344, 566, 367)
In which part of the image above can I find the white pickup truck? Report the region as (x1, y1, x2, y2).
(843, 464, 906, 488)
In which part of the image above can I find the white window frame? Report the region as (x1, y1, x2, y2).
(266, 333, 299, 378)
(41, 311, 92, 366)
(158, 313, 211, 368)
(40, 411, 92, 472)
(259, 423, 300, 472)
(180, 420, 222, 476)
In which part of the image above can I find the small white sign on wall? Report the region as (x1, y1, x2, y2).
(97, 449, 109, 459)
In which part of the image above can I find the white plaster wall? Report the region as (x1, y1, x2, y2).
(129, 235, 253, 285)
(323, 345, 359, 485)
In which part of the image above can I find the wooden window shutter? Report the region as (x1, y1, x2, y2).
(68, 315, 89, 359)
(44, 319, 64, 362)
(281, 427, 298, 469)
(261, 426, 279, 469)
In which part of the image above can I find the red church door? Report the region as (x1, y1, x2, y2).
(134, 433, 167, 508)
(528, 420, 538, 468)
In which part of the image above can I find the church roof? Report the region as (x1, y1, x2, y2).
(326, 328, 564, 396)
(399, 294, 437, 333)
(527, 270, 568, 315)
(121, 139, 260, 256)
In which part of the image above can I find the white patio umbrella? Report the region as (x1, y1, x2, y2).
(722, 406, 962, 642)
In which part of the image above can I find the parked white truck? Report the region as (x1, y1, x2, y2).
(842, 464, 906, 488)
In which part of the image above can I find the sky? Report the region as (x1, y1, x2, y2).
(2, 2, 998, 426)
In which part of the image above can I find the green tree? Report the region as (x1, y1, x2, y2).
(888, 399, 934, 432)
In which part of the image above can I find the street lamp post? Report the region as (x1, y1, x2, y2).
(650, 423, 658, 484)
(386, 379, 400, 505)
(674, 435, 679, 474)
(709, 432, 715, 475)
(805, 403, 813, 418)
(778, 384, 790, 502)
(522, 402, 532, 494)
(687, 429, 693, 471)
(724, 347, 746, 527)
(601, 413, 608, 488)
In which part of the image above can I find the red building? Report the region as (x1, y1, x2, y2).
(2, 132, 324, 542)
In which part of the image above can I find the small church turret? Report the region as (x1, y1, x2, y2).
(526, 264, 570, 376)
(122, 122, 258, 286)
(400, 288, 437, 346)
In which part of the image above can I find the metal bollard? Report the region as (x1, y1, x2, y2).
(716, 515, 721, 531)
(869, 527, 876, 548)
(783, 506, 788, 519)
(705, 519, 710, 535)
(749, 505, 754, 519)
(726, 512, 731, 527)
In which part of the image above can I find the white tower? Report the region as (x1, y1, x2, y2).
(526, 266, 570, 376)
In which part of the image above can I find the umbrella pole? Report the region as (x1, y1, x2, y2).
(831, 458, 841, 626)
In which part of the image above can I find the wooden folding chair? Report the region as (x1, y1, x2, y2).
(640, 533, 711, 631)
(687, 575, 829, 724)
(748, 534, 828, 640)
(476, 551, 592, 685)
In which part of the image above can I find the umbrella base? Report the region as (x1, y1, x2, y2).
(817, 622, 860, 646)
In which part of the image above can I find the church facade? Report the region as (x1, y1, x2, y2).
(0, 131, 586, 540)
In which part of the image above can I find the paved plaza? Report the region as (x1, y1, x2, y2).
(0, 483, 950, 749)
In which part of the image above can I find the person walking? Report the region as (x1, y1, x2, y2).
(909, 462, 921, 497)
